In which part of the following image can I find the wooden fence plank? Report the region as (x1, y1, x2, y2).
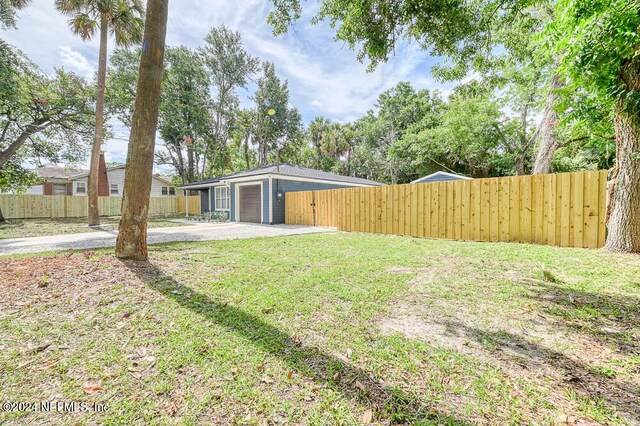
(597, 170, 608, 247)
(559, 173, 572, 247)
(410, 185, 418, 237)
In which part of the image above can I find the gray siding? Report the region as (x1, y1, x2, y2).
(271, 179, 352, 224)
(198, 177, 374, 224)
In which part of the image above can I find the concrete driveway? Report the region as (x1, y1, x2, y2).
(0, 223, 334, 256)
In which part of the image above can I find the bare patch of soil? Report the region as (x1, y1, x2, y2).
(379, 261, 640, 425)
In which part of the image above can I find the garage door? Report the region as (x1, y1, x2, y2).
(238, 184, 261, 223)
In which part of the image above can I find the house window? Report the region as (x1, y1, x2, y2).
(110, 184, 119, 195)
(215, 186, 230, 211)
(76, 182, 86, 194)
(162, 186, 168, 195)
(169, 187, 175, 195)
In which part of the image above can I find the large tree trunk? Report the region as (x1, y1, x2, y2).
(115, 0, 169, 260)
(87, 13, 109, 227)
(605, 58, 640, 253)
(0, 207, 5, 223)
(532, 72, 562, 175)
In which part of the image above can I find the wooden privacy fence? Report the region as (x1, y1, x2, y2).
(0, 195, 201, 219)
(178, 195, 201, 215)
(285, 170, 608, 248)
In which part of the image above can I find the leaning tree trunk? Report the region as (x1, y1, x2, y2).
(0, 119, 47, 168)
(115, 0, 169, 260)
(605, 58, 640, 253)
(87, 13, 109, 227)
(532, 72, 563, 175)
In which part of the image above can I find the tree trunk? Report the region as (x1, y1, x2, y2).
(115, 0, 169, 260)
(0, 207, 5, 223)
(605, 58, 640, 253)
(187, 143, 194, 182)
(532, 72, 562, 175)
(87, 13, 109, 227)
(515, 153, 526, 176)
(244, 136, 250, 169)
(0, 119, 47, 168)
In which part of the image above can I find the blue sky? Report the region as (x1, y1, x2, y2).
(2, 0, 453, 166)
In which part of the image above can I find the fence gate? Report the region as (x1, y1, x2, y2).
(285, 189, 340, 227)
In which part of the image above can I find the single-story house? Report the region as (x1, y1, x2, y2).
(181, 163, 383, 224)
(69, 165, 179, 197)
(23, 153, 180, 197)
(411, 171, 472, 184)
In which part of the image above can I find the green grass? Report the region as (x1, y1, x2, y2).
(1, 233, 638, 425)
(0, 216, 190, 239)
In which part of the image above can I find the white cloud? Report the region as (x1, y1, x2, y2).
(59, 46, 95, 79)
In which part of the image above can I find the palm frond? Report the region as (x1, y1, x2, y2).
(70, 12, 98, 40)
(10, 0, 30, 9)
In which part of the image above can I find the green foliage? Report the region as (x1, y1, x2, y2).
(159, 46, 212, 182)
(0, 159, 36, 192)
(0, 42, 95, 191)
(550, 0, 640, 112)
(200, 26, 260, 176)
(0, 0, 29, 29)
(393, 95, 518, 177)
(54, 0, 144, 47)
(269, 0, 489, 71)
(107, 26, 263, 181)
(338, 82, 447, 183)
(251, 61, 303, 165)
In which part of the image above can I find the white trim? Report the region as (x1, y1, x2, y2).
(234, 181, 263, 223)
(180, 182, 225, 190)
(411, 171, 472, 183)
(214, 186, 230, 211)
(221, 173, 379, 187)
(268, 176, 273, 224)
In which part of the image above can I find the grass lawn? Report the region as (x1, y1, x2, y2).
(1, 233, 638, 425)
(0, 216, 190, 239)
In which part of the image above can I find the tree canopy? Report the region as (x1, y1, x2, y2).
(0, 42, 94, 192)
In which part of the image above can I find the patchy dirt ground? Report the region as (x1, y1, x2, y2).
(379, 258, 640, 425)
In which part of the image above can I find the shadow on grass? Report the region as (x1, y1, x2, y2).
(438, 319, 640, 424)
(526, 281, 640, 355)
(122, 259, 469, 425)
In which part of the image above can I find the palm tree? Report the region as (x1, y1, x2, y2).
(55, 0, 144, 226)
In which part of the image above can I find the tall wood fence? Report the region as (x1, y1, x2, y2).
(0, 195, 200, 219)
(285, 170, 608, 248)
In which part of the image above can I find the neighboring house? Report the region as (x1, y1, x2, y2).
(69, 166, 179, 197)
(23, 154, 180, 197)
(181, 163, 383, 224)
(411, 171, 472, 184)
(23, 165, 85, 195)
